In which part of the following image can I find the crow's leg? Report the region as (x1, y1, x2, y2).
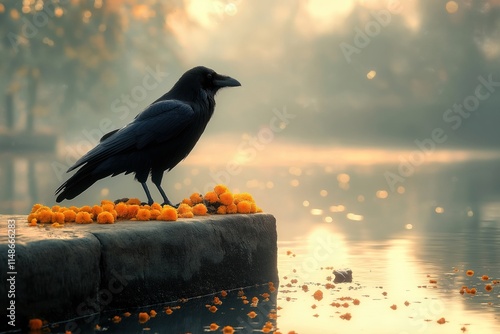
(141, 182, 155, 206)
(155, 183, 174, 207)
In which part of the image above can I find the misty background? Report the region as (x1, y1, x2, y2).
(1, 0, 500, 218)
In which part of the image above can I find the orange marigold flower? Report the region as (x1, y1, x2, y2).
(217, 205, 227, 214)
(226, 203, 237, 214)
(219, 192, 234, 206)
(101, 203, 115, 212)
(158, 207, 178, 221)
(75, 211, 92, 224)
(437, 317, 446, 324)
(247, 311, 257, 318)
(485, 284, 493, 292)
(237, 200, 252, 214)
(466, 270, 474, 276)
(79, 205, 92, 213)
(177, 203, 193, 215)
(51, 205, 61, 212)
(101, 199, 114, 206)
(214, 184, 229, 195)
(29, 318, 43, 330)
(150, 209, 161, 220)
(97, 211, 115, 224)
(190, 193, 204, 204)
(62, 210, 76, 222)
(136, 208, 151, 221)
(92, 205, 103, 217)
(165, 307, 173, 315)
(69, 206, 80, 213)
(138, 312, 150, 323)
(150, 203, 162, 211)
(204, 191, 219, 203)
(209, 323, 219, 331)
(52, 212, 65, 224)
(126, 198, 141, 205)
(127, 205, 140, 219)
(234, 192, 254, 204)
(112, 315, 121, 323)
(114, 202, 128, 218)
(31, 203, 43, 213)
(38, 209, 53, 224)
(29, 219, 37, 226)
(313, 289, 323, 301)
(222, 326, 234, 334)
(193, 203, 208, 216)
(208, 305, 218, 313)
(182, 198, 193, 206)
(179, 211, 194, 218)
(481, 275, 489, 281)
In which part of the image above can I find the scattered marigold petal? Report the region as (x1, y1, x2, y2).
(353, 299, 360, 305)
(390, 304, 397, 310)
(466, 270, 474, 276)
(208, 305, 217, 313)
(165, 307, 173, 315)
(97, 211, 115, 224)
(437, 317, 446, 324)
(29, 219, 38, 226)
(138, 312, 150, 324)
(313, 290, 323, 301)
(485, 284, 493, 292)
(221, 290, 228, 297)
(404, 301, 410, 306)
(149, 310, 157, 317)
(123, 312, 131, 317)
(247, 311, 257, 318)
(209, 323, 219, 331)
(340, 312, 352, 320)
(429, 279, 437, 284)
(29, 318, 43, 330)
(112, 315, 121, 323)
(469, 287, 477, 294)
(222, 326, 235, 334)
(481, 275, 489, 281)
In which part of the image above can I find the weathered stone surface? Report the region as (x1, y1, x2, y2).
(0, 214, 278, 332)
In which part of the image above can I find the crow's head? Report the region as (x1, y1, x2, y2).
(182, 66, 241, 94)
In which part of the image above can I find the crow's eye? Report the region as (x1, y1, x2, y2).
(207, 73, 213, 80)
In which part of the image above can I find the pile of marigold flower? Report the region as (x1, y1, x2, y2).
(27, 184, 262, 227)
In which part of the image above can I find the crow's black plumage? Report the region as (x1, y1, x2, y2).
(55, 66, 240, 205)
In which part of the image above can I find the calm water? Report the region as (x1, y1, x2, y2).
(2, 149, 500, 333)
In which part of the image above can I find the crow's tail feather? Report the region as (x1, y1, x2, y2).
(55, 166, 104, 202)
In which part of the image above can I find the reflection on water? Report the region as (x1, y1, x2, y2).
(2, 147, 500, 333)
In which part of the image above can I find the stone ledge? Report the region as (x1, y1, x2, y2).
(0, 214, 278, 332)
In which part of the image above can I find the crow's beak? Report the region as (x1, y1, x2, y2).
(214, 75, 241, 88)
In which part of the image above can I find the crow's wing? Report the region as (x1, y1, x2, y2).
(68, 100, 195, 172)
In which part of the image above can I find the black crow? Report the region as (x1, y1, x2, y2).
(56, 66, 241, 205)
